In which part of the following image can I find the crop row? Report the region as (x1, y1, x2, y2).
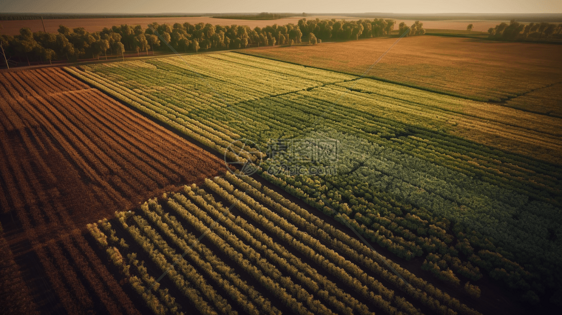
(86, 174, 477, 314)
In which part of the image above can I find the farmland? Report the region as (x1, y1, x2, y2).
(0, 67, 226, 313)
(0, 32, 561, 314)
(66, 52, 562, 163)
(86, 174, 481, 315)
(62, 51, 562, 312)
(0, 67, 226, 225)
(244, 36, 562, 108)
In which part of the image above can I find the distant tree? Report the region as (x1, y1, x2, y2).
(97, 39, 110, 59)
(55, 33, 74, 60)
(91, 39, 102, 59)
(204, 23, 216, 40)
(410, 21, 425, 36)
(467, 24, 474, 32)
(19, 27, 34, 41)
(67, 29, 93, 59)
(279, 33, 286, 45)
(134, 25, 143, 36)
(259, 33, 268, 46)
(530, 23, 540, 33)
(133, 42, 140, 56)
(295, 28, 303, 43)
(134, 34, 149, 56)
(538, 22, 549, 38)
(385, 20, 395, 35)
(501, 20, 524, 40)
(178, 38, 190, 52)
(493, 22, 508, 37)
(34, 32, 57, 51)
(41, 48, 56, 64)
(200, 38, 211, 50)
(371, 18, 388, 37)
(544, 23, 557, 38)
(331, 21, 343, 39)
(398, 22, 411, 37)
(309, 33, 318, 45)
(267, 32, 276, 46)
(16, 28, 38, 65)
(57, 25, 71, 36)
(183, 22, 195, 33)
(523, 23, 534, 37)
(146, 34, 160, 54)
(161, 32, 171, 47)
(114, 41, 125, 61)
(351, 24, 363, 40)
(190, 39, 199, 52)
(157, 24, 172, 35)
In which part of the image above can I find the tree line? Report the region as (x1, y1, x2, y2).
(0, 17, 406, 66)
(488, 20, 562, 40)
(212, 12, 294, 20)
(399, 21, 426, 36)
(0, 13, 203, 20)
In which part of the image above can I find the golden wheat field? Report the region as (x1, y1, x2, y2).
(245, 36, 562, 106)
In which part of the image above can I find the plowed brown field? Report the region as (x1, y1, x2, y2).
(0, 67, 226, 314)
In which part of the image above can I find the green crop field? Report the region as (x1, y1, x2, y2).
(63, 51, 562, 314)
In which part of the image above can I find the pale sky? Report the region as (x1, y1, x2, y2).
(0, 0, 561, 14)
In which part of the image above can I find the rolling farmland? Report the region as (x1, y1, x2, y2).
(0, 36, 561, 314)
(0, 68, 226, 314)
(61, 51, 562, 313)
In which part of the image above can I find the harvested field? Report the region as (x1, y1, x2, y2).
(244, 36, 562, 106)
(0, 67, 226, 227)
(0, 67, 226, 314)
